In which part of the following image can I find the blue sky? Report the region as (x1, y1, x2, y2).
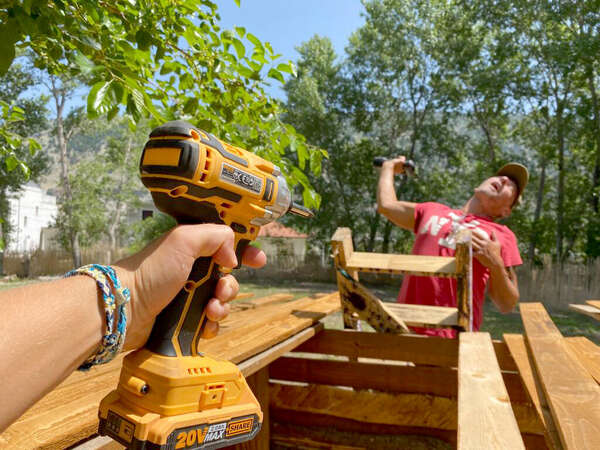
(215, 0, 366, 99)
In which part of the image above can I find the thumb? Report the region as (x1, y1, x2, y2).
(491, 230, 498, 241)
(175, 224, 238, 268)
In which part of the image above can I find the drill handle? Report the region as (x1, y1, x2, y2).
(144, 238, 250, 357)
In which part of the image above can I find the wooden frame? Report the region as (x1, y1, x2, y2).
(331, 227, 473, 333)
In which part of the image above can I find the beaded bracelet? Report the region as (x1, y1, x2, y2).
(65, 264, 131, 371)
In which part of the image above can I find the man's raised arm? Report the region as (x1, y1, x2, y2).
(376, 156, 417, 231)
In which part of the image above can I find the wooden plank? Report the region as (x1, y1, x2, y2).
(454, 237, 472, 331)
(1, 294, 339, 449)
(520, 302, 600, 449)
(292, 329, 519, 371)
(230, 366, 270, 450)
(238, 324, 323, 377)
(458, 332, 524, 449)
(345, 252, 457, 277)
(568, 304, 600, 321)
(335, 274, 409, 333)
(203, 292, 340, 363)
(565, 337, 600, 384)
(586, 300, 600, 309)
(232, 293, 293, 311)
(503, 334, 544, 415)
(271, 416, 459, 448)
(269, 382, 544, 435)
(269, 355, 530, 403)
(0, 357, 124, 449)
(384, 303, 458, 328)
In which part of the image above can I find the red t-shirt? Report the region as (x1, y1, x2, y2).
(397, 202, 522, 338)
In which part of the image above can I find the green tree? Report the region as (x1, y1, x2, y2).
(0, 1, 321, 211)
(0, 59, 49, 252)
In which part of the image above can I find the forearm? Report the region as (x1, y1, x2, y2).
(377, 165, 398, 210)
(487, 265, 519, 313)
(0, 276, 104, 431)
(376, 165, 416, 230)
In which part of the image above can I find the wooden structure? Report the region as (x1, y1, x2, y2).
(2, 279, 600, 448)
(331, 227, 473, 333)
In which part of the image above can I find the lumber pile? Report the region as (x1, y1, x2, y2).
(3, 284, 599, 450)
(0, 292, 340, 449)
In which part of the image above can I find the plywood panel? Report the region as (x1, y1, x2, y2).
(457, 333, 524, 449)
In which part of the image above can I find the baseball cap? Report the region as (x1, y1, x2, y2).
(496, 163, 529, 206)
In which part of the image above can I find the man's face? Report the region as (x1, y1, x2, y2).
(474, 175, 519, 219)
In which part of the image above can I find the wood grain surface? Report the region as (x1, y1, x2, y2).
(457, 332, 524, 450)
(520, 302, 600, 450)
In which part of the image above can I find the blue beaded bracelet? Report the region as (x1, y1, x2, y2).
(65, 264, 131, 371)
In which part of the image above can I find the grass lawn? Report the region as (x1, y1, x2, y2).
(239, 279, 600, 344)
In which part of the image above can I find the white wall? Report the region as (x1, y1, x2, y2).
(7, 182, 57, 253)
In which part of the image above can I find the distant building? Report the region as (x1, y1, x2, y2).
(256, 222, 308, 264)
(6, 182, 58, 253)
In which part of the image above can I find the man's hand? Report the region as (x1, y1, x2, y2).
(381, 155, 409, 175)
(472, 230, 519, 313)
(472, 230, 504, 270)
(114, 224, 267, 350)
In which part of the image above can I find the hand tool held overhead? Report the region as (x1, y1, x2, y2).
(98, 120, 313, 449)
(373, 156, 417, 177)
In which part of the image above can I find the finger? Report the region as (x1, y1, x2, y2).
(205, 297, 231, 322)
(242, 245, 267, 268)
(471, 235, 485, 247)
(174, 224, 238, 268)
(214, 274, 239, 303)
(491, 231, 498, 241)
(201, 320, 219, 339)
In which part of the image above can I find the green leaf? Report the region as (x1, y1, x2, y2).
(73, 51, 94, 73)
(87, 80, 112, 117)
(276, 62, 296, 75)
(5, 154, 18, 171)
(235, 26, 246, 38)
(232, 38, 245, 59)
(28, 138, 42, 155)
(247, 33, 263, 49)
(136, 29, 153, 51)
(267, 68, 285, 84)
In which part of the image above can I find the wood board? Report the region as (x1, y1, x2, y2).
(565, 337, 600, 384)
(520, 302, 600, 449)
(457, 332, 524, 450)
(568, 303, 600, 321)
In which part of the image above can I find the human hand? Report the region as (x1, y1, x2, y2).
(472, 230, 503, 270)
(113, 224, 266, 351)
(381, 156, 408, 175)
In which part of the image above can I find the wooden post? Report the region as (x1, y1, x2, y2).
(455, 232, 472, 332)
(230, 366, 270, 450)
(331, 227, 361, 330)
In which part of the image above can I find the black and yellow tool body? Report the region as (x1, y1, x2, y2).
(98, 121, 311, 449)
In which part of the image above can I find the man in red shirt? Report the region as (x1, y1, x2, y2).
(376, 157, 528, 337)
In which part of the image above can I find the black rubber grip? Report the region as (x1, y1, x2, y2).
(373, 156, 386, 167)
(144, 238, 250, 357)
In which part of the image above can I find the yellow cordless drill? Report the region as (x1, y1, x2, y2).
(98, 120, 312, 449)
